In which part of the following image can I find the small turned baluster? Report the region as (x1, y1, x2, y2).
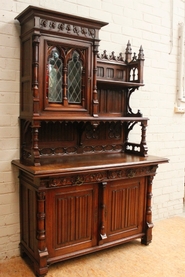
(32, 122, 41, 166)
(140, 120, 148, 156)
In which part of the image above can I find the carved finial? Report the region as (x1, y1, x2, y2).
(125, 40, 132, 62)
(138, 45, 144, 60)
(109, 51, 116, 60)
(101, 50, 109, 59)
(117, 52, 124, 61)
(133, 52, 137, 61)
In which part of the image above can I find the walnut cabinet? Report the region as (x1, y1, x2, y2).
(12, 6, 168, 277)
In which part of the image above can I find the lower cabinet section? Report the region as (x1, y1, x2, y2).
(17, 163, 159, 277)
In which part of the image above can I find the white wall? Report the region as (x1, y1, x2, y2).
(0, 0, 185, 260)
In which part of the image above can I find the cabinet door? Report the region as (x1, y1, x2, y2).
(46, 183, 98, 259)
(105, 177, 146, 242)
(41, 37, 92, 115)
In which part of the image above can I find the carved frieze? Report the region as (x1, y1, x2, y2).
(46, 165, 158, 188)
(40, 18, 95, 39)
(48, 172, 107, 187)
(107, 165, 157, 180)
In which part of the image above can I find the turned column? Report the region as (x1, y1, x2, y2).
(32, 34, 40, 116)
(141, 168, 158, 245)
(92, 42, 99, 117)
(35, 191, 48, 276)
(99, 181, 108, 244)
(140, 120, 148, 156)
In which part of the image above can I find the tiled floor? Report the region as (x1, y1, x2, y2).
(0, 215, 185, 277)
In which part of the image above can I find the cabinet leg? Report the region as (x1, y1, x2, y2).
(34, 263, 48, 277)
(19, 243, 48, 277)
(19, 244, 26, 258)
(141, 236, 151, 245)
(141, 221, 154, 245)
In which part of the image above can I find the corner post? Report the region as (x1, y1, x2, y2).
(141, 168, 157, 245)
(36, 191, 48, 276)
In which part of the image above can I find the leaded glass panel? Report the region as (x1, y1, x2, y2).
(68, 51, 82, 104)
(47, 48, 63, 103)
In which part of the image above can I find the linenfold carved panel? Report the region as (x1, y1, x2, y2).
(55, 191, 92, 247)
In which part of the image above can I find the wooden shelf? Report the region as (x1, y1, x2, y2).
(97, 79, 144, 87)
(12, 153, 168, 177)
(27, 116, 149, 122)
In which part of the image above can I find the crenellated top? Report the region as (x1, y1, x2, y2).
(97, 41, 144, 85)
(98, 41, 144, 63)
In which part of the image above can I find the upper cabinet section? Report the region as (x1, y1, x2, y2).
(15, 6, 108, 119)
(15, 6, 145, 121)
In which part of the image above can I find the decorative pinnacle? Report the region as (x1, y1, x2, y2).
(125, 40, 132, 62)
(138, 45, 144, 60)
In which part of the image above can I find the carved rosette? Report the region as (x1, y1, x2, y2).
(47, 165, 157, 188)
(107, 165, 157, 180)
(39, 18, 95, 38)
(48, 172, 107, 187)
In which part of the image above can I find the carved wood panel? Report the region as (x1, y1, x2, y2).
(105, 177, 146, 242)
(20, 182, 37, 254)
(46, 184, 98, 257)
(55, 191, 92, 246)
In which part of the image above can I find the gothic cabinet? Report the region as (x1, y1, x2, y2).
(12, 6, 168, 277)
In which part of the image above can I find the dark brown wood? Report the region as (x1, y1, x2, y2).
(13, 6, 168, 277)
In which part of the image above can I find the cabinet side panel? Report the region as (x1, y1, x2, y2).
(21, 38, 32, 114)
(98, 88, 126, 116)
(20, 181, 37, 253)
